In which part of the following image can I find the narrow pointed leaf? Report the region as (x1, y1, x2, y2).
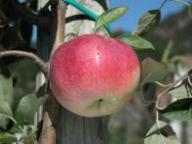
(117, 35, 154, 50)
(133, 9, 160, 35)
(95, 7, 128, 29)
(160, 98, 192, 121)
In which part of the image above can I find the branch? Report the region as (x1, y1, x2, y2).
(51, 0, 67, 54)
(156, 73, 189, 110)
(0, 50, 48, 74)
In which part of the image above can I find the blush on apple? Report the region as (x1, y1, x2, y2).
(49, 34, 140, 117)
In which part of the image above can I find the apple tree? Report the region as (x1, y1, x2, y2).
(0, 0, 192, 144)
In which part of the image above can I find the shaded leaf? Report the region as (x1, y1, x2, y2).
(95, 7, 128, 29)
(22, 125, 37, 144)
(0, 74, 13, 105)
(188, 6, 192, 17)
(0, 101, 13, 128)
(133, 9, 161, 35)
(15, 93, 48, 125)
(117, 35, 154, 50)
(141, 58, 169, 84)
(0, 132, 17, 143)
(160, 98, 192, 121)
(145, 121, 179, 144)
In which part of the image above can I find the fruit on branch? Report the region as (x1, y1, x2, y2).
(49, 34, 140, 117)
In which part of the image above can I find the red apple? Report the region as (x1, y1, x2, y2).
(49, 34, 140, 117)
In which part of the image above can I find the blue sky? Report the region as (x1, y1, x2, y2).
(108, 0, 185, 32)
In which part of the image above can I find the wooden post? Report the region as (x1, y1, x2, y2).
(37, 0, 110, 144)
(56, 0, 109, 143)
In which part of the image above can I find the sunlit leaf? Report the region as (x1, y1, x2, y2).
(145, 121, 179, 144)
(117, 35, 154, 50)
(141, 58, 169, 84)
(133, 9, 160, 35)
(95, 7, 128, 29)
(169, 85, 188, 100)
(160, 98, 192, 121)
(15, 93, 48, 125)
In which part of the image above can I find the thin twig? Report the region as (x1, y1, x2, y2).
(159, 0, 169, 9)
(52, 0, 67, 54)
(156, 73, 188, 110)
(0, 50, 48, 74)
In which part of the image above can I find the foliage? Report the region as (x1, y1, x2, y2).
(95, 7, 128, 30)
(116, 35, 154, 50)
(133, 9, 161, 35)
(0, 0, 192, 143)
(0, 73, 48, 143)
(144, 121, 180, 144)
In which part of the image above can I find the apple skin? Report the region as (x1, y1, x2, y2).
(49, 34, 140, 117)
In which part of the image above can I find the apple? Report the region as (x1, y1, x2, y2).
(49, 34, 140, 117)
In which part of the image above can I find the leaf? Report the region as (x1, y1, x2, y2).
(0, 101, 13, 128)
(95, 7, 128, 29)
(0, 74, 14, 105)
(141, 58, 169, 84)
(160, 98, 192, 121)
(117, 35, 154, 50)
(133, 9, 161, 35)
(169, 85, 188, 100)
(188, 6, 192, 17)
(22, 125, 37, 144)
(15, 93, 48, 125)
(145, 121, 180, 144)
(0, 132, 17, 143)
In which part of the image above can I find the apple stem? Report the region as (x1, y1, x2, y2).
(52, 0, 67, 54)
(0, 50, 48, 74)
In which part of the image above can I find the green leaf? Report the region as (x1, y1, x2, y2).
(95, 7, 128, 29)
(145, 121, 180, 144)
(0, 101, 13, 128)
(169, 84, 188, 100)
(0, 132, 17, 143)
(0, 74, 14, 105)
(22, 125, 37, 144)
(117, 35, 154, 50)
(188, 6, 192, 17)
(160, 98, 192, 121)
(133, 9, 160, 35)
(141, 58, 169, 84)
(15, 93, 48, 125)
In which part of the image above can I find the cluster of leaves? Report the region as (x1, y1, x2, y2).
(0, 0, 192, 144)
(96, 2, 192, 144)
(0, 72, 48, 143)
(95, 7, 156, 50)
